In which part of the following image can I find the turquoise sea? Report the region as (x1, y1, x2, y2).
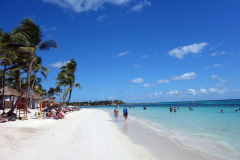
(82, 99, 240, 160)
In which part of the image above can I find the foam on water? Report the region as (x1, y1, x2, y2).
(88, 99, 240, 159)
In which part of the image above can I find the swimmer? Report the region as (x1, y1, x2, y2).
(236, 110, 238, 112)
(178, 106, 180, 109)
(221, 109, 224, 113)
(170, 106, 173, 112)
(174, 107, 177, 112)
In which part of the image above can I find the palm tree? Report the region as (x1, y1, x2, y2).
(5, 70, 22, 89)
(0, 29, 18, 109)
(4, 18, 57, 112)
(54, 86, 63, 102)
(47, 87, 55, 97)
(28, 56, 49, 108)
(55, 59, 81, 103)
(34, 84, 46, 97)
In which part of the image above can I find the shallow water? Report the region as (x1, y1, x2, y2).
(81, 99, 240, 160)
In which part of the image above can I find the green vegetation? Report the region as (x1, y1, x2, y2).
(0, 18, 81, 111)
(67, 100, 125, 106)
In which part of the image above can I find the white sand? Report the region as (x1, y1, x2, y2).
(0, 109, 155, 160)
(0, 109, 224, 160)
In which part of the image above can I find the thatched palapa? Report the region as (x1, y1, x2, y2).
(0, 86, 19, 96)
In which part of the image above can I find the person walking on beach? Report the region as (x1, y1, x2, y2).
(114, 106, 119, 122)
(123, 106, 128, 121)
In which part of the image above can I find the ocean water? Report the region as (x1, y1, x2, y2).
(83, 99, 240, 160)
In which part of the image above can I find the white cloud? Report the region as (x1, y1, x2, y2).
(97, 14, 109, 21)
(211, 75, 227, 82)
(96, 89, 104, 91)
(43, 0, 131, 13)
(209, 88, 228, 94)
(211, 75, 219, 79)
(50, 61, 70, 68)
(129, 85, 134, 88)
(156, 79, 170, 83)
(187, 89, 197, 95)
(118, 51, 129, 57)
(171, 72, 197, 81)
(220, 51, 226, 54)
(168, 42, 208, 59)
(142, 55, 148, 58)
(211, 52, 217, 56)
(108, 96, 114, 99)
(143, 83, 154, 87)
(167, 90, 180, 95)
(200, 88, 207, 93)
(213, 64, 222, 67)
(132, 77, 145, 83)
(154, 92, 162, 97)
(134, 64, 142, 68)
(130, 0, 151, 12)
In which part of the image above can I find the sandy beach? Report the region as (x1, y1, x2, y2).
(0, 109, 224, 160)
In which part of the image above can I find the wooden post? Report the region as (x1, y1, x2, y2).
(40, 102, 42, 119)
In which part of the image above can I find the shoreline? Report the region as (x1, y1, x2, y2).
(0, 109, 225, 160)
(104, 109, 224, 160)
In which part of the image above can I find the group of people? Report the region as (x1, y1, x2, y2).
(221, 108, 240, 113)
(45, 107, 80, 120)
(113, 106, 128, 122)
(169, 106, 180, 112)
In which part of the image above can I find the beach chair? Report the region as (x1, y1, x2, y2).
(31, 111, 48, 118)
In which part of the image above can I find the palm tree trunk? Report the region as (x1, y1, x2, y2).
(66, 89, 72, 103)
(1, 63, 7, 109)
(29, 71, 38, 108)
(59, 91, 61, 103)
(19, 68, 21, 89)
(63, 85, 66, 102)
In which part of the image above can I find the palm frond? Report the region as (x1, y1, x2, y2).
(39, 40, 58, 51)
(74, 83, 81, 90)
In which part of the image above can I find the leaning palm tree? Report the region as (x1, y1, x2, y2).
(4, 18, 57, 112)
(58, 72, 81, 103)
(56, 59, 81, 103)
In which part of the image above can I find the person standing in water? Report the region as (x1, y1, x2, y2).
(123, 106, 128, 121)
(174, 107, 177, 112)
(114, 106, 119, 122)
(170, 106, 173, 112)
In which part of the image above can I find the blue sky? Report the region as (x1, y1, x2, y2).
(1, 0, 240, 103)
